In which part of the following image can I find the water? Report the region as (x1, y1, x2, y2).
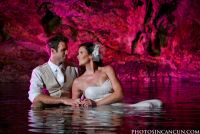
(1, 80, 200, 134)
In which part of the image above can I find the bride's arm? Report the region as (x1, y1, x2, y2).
(72, 79, 82, 99)
(95, 65, 124, 106)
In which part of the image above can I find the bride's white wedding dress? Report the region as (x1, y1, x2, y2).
(84, 79, 163, 108)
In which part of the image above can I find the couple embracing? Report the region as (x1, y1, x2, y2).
(28, 35, 162, 109)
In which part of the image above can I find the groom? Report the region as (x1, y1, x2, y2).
(28, 35, 78, 108)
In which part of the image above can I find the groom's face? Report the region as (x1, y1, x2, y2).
(52, 41, 68, 64)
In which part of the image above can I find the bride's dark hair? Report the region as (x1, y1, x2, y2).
(78, 42, 103, 75)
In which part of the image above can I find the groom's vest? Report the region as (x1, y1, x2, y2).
(37, 63, 78, 97)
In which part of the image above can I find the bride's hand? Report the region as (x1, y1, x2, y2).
(81, 99, 97, 108)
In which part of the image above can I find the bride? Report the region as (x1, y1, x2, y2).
(72, 42, 162, 108)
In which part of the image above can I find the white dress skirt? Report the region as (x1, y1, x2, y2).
(84, 79, 163, 109)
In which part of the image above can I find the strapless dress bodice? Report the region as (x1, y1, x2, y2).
(84, 80, 113, 100)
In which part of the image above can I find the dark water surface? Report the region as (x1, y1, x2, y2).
(1, 80, 200, 134)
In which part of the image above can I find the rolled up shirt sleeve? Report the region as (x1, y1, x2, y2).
(28, 68, 44, 102)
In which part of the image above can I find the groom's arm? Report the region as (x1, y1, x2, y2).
(32, 94, 74, 105)
(29, 68, 75, 108)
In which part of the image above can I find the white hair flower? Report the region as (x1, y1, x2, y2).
(92, 44, 101, 62)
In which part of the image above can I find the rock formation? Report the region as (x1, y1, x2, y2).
(0, 0, 199, 82)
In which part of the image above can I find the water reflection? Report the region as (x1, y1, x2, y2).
(28, 108, 71, 133)
(28, 105, 163, 134)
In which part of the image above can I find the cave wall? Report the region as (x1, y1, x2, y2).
(0, 0, 200, 82)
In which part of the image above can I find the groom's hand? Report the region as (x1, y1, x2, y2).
(71, 98, 97, 108)
(72, 99, 82, 107)
(61, 97, 76, 106)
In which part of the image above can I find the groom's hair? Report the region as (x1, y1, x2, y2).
(47, 34, 68, 51)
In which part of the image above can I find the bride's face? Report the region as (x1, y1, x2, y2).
(77, 46, 91, 66)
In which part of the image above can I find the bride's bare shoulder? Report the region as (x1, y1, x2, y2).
(100, 65, 115, 74)
(98, 65, 115, 75)
(73, 76, 84, 85)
